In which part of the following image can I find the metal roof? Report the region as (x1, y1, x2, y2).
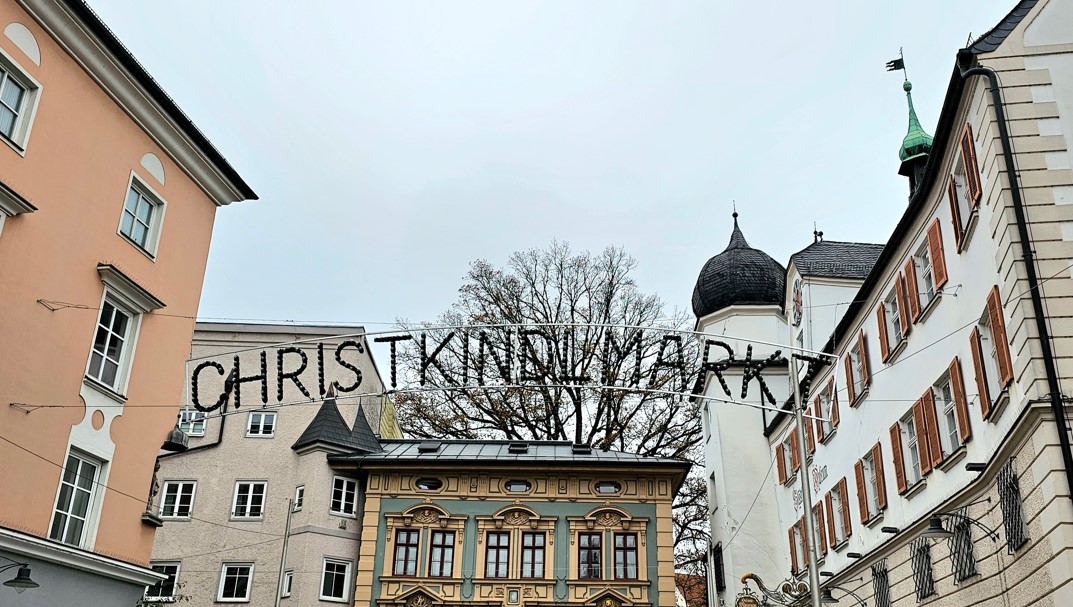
(789, 240, 885, 280)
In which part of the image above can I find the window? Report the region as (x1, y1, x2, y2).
(707, 473, 717, 513)
(178, 409, 205, 436)
(884, 289, 903, 349)
(146, 562, 179, 601)
(788, 521, 806, 574)
(160, 481, 196, 519)
(49, 451, 101, 547)
(614, 533, 638, 579)
(856, 447, 886, 522)
(818, 388, 834, 437)
(393, 530, 419, 576)
(916, 244, 935, 304)
(947, 124, 982, 251)
(998, 460, 1029, 552)
(521, 532, 545, 578)
(971, 287, 1013, 419)
(231, 482, 266, 519)
(293, 485, 304, 512)
(776, 431, 798, 485)
(910, 538, 935, 601)
(320, 559, 351, 602)
(979, 316, 1002, 404)
(281, 570, 293, 598)
(429, 531, 455, 577)
(828, 479, 850, 546)
(0, 54, 40, 149)
(505, 480, 532, 492)
(218, 563, 253, 602)
(416, 478, 443, 491)
(0, 66, 28, 140)
(595, 481, 622, 494)
(485, 531, 510, 578)
(872, 560, 891, 607)
(330, 477, 357, 516)
(900, 413, 922, 486)
(845, 331, 870, 404)
(711, 543, 726, 592)
(579, 532, 602, 579)
(117, 176, 167, 257)
(948, 516, 977, 582)
(933, 378, 961, 456)
(246, 412, 276, 437)
(86, 299, 133, 390)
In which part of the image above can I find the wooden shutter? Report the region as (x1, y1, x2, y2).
(921, 388, 944, 469)
(825, 491, 837, 547)
(790, 429, 800, 472)
(873, 443, 887, 509)
(807, 403, 817, 453)
(800, 517, 809, 566)
(839, 477, 852, 538)
(776, 443, 788, 484)
(950, 357, 972, 443)
(854, 460, 868, 521)
(928, 219, 948, 288)
(814, 503, 828, 555)
(904, 258, 921, 322)
(889, 424, 908, 495)
(987, 286, 1014, 387)
(912, 400, 933, 475)
(948, 176, 964, 251)
(844, 356, 856, 404)
(970, 326, 993, 419)
(896, 274, 911, 337)
(829, 379, 840, 427)
(859, 332, 871, 387)
(961, 123, 982, 207)
(877, 304, 890, 362)
(788, 527, 798, 574)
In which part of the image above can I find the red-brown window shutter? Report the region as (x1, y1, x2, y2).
(912, 400, 933, 475)
(948, 176, 964, 251)
(877, 305, 890, 362)
(873, 443, 887, 509)
(904, 258, 921, 322)
(776, 443, 788, 484)
(838, 477, 852, 537)
(788, 527, 798, 574)
(950, 357, 972, 443)
(896, 274, 911, 337)
(889, 424, 908, 494)
(800, 517, 809, 566)
(844, 356, 856, 404)
(928, 218, 948, 288)
(854, 460, 868, 521)
(970, 326, 993, 419)
(807, 403, 817, 453)
(825, 491, 837, 547)
(961, 123, 982, 207)
(814, 503, 828, 555)
(859, 331, 871, 387)
(790, 429, 801, 472)
(829, 379, 840, 427)
(987, 286, 1014, 387)
(921, 388, 944, 469)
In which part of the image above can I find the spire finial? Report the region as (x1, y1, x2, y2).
(892, 50, 933, 164)
(732, 200, 738, 220)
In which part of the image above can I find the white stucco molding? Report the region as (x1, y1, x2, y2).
(97, 263, 166, 313)
(0, 526, 164, 585)
(0, 177, 38, 216)
(16, 0, 251, 206)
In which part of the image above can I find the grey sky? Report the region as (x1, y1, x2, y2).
(91, 0, 1016, 329)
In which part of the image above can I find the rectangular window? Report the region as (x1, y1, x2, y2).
(998, 460, 1029, 552)
(979, 317, 1003, 403)
(120, 185, 154, 249)
(146, 562, 179, 600)
(0, 66, 28, 140)
(900, 413, 922, 485)
(872, 560, 892, 607)
(178, 409, 206, 436)
(950, 517, 977, 582)
(791, 522, 805, 572)
(849, 344, 865, 397)
(86, 299, 133, 390)
(293, 485, 304, 512)
(330, 477, 357, 516)
(282, 570, 293, 598)
(579, 532, 602, 579)
(915, 243, 935, 307)
(885, 290, 903, 348)
(933, 379, 961, 455)
(0, 54, 39, 149)
(831, 483, 846, 545)
(321, 559, 351, 601)
(247, 412, 276, 437)
(521, 532, 545, 578)
(49, 451, 100, 547)
(712, 542, 726, 592)
(614, 533, 638, 579)
(160, 481, 196, 519)
(429, 531, 455, 577)
(393, 530, 419, 576)
(218, 563, 253, 602)
(485, 531, 510, 578)
(910, 538, 935, 601)
(231, 482, 266, 519)
(862, 452, 879, 518)
(781, 436, 794, 479)
(819, 389, 834, 437)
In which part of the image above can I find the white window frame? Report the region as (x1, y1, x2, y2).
(849, 343, 865, 397)
(85, 295, 139, 394)
(900, 413, 922, 485)
(862, 452, 879, 519)
(159, 480, 197, 519)
(781, 436, 794, 479)
(952, 159, 974, 235)
(792, 523, 805, 570)
(48, 449, 103, 548)
(231, 481, 267, 520)
(117, 173, 168, 259)
(320, 558, 352, 602)
(884, 289, 903, 347)
(330, 476, 358, 517)
(294, 485, 304, 512)
(281, 569, 293, 598)
(831, 484, 846, 545)
(979, 314, 1003, 401)
(246, 411, 277, 437)
(178, 409, 206, 436)
(914, 242, 935, 308)
(933, 378, 961, 456)
(217, 562, 254, 602)
(0, 46, 43, 154)
(819, 388, 834, 437)
(145, 561, 180, 601)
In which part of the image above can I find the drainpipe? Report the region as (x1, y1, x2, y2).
(958, 55, 1073, 507)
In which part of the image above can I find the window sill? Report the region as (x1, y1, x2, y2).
(318, 597, 348, 603)
(118, 231, 158, 262)
(883, 339, 908, 364)
(229, 517, 264, 522)
(820, 427, 837, 445)
(159, 515, 192, 522)
(985, 388, 1011, 421)
(849, 387, 869, 408)
(916, 291, 942, 324)
(244, 434, 276, 439)
(864, 512, 885, 528)
(832, 538, 849, 552)
(0, 130, 27, 156)
(83, 376, 127, 404)
(141, 512, 164, 528)
(957, 209, 980, 254)
(144, 597, 175, 604)
(937, 446, 968, 472)
(329, 511, 358, 519)
(784, 472, 798, 487)
(904, 478, 928, 499)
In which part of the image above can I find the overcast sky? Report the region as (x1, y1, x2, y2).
(91, 0, 1016, 331)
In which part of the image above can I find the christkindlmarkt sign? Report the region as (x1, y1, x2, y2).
(186, 323, 823, 413)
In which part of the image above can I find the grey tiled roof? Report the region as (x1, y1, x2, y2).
(292, 399, 382, 452)
(968, 0, 1037, 54)
(692, 217, 786, 317)
(350, 407, 383, 452)
(328, 440, 690, 469)
(789, 240, 885, 280)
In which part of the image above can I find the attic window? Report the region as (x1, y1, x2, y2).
(415, 478, 443, 491)
(595, 481, 622, 494)
(418, 441, 441, 453)
(571, 444, 592, 454)
(505, 480, 532, 493)
(508, 442, 529, 454)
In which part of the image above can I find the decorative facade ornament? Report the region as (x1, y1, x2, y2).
(504, 510, 531, 526)
(406, 593, 434, 607)
(412, 509, 439, 524)
(597, 596, 621, 607)
(595, 511, 622, 527)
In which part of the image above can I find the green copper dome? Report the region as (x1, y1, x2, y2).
(898, 80, 933, 162)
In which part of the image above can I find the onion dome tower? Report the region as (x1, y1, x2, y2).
(897, 80, 934, 194)
(692, 213, 786, 318)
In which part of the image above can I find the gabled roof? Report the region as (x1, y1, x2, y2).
(292, 399, 381, 452)
(789, 240, 885, 280)
(350, 407, 383, 453)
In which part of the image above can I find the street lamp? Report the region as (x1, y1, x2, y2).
(920, 511, 999, 542)
(819, 586, 867, 606)
(0, 557, 39, 594)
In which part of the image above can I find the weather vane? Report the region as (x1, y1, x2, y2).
(886, 47, 908, 80)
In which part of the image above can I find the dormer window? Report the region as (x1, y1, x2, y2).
(415, 478, 443, 491)
(595, 481, 622, 495)
(505, 480, 531, 493)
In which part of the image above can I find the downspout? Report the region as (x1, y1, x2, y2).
(958, 55, 1073, 506)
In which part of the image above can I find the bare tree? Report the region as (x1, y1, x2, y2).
(393, 241, 709, 571)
